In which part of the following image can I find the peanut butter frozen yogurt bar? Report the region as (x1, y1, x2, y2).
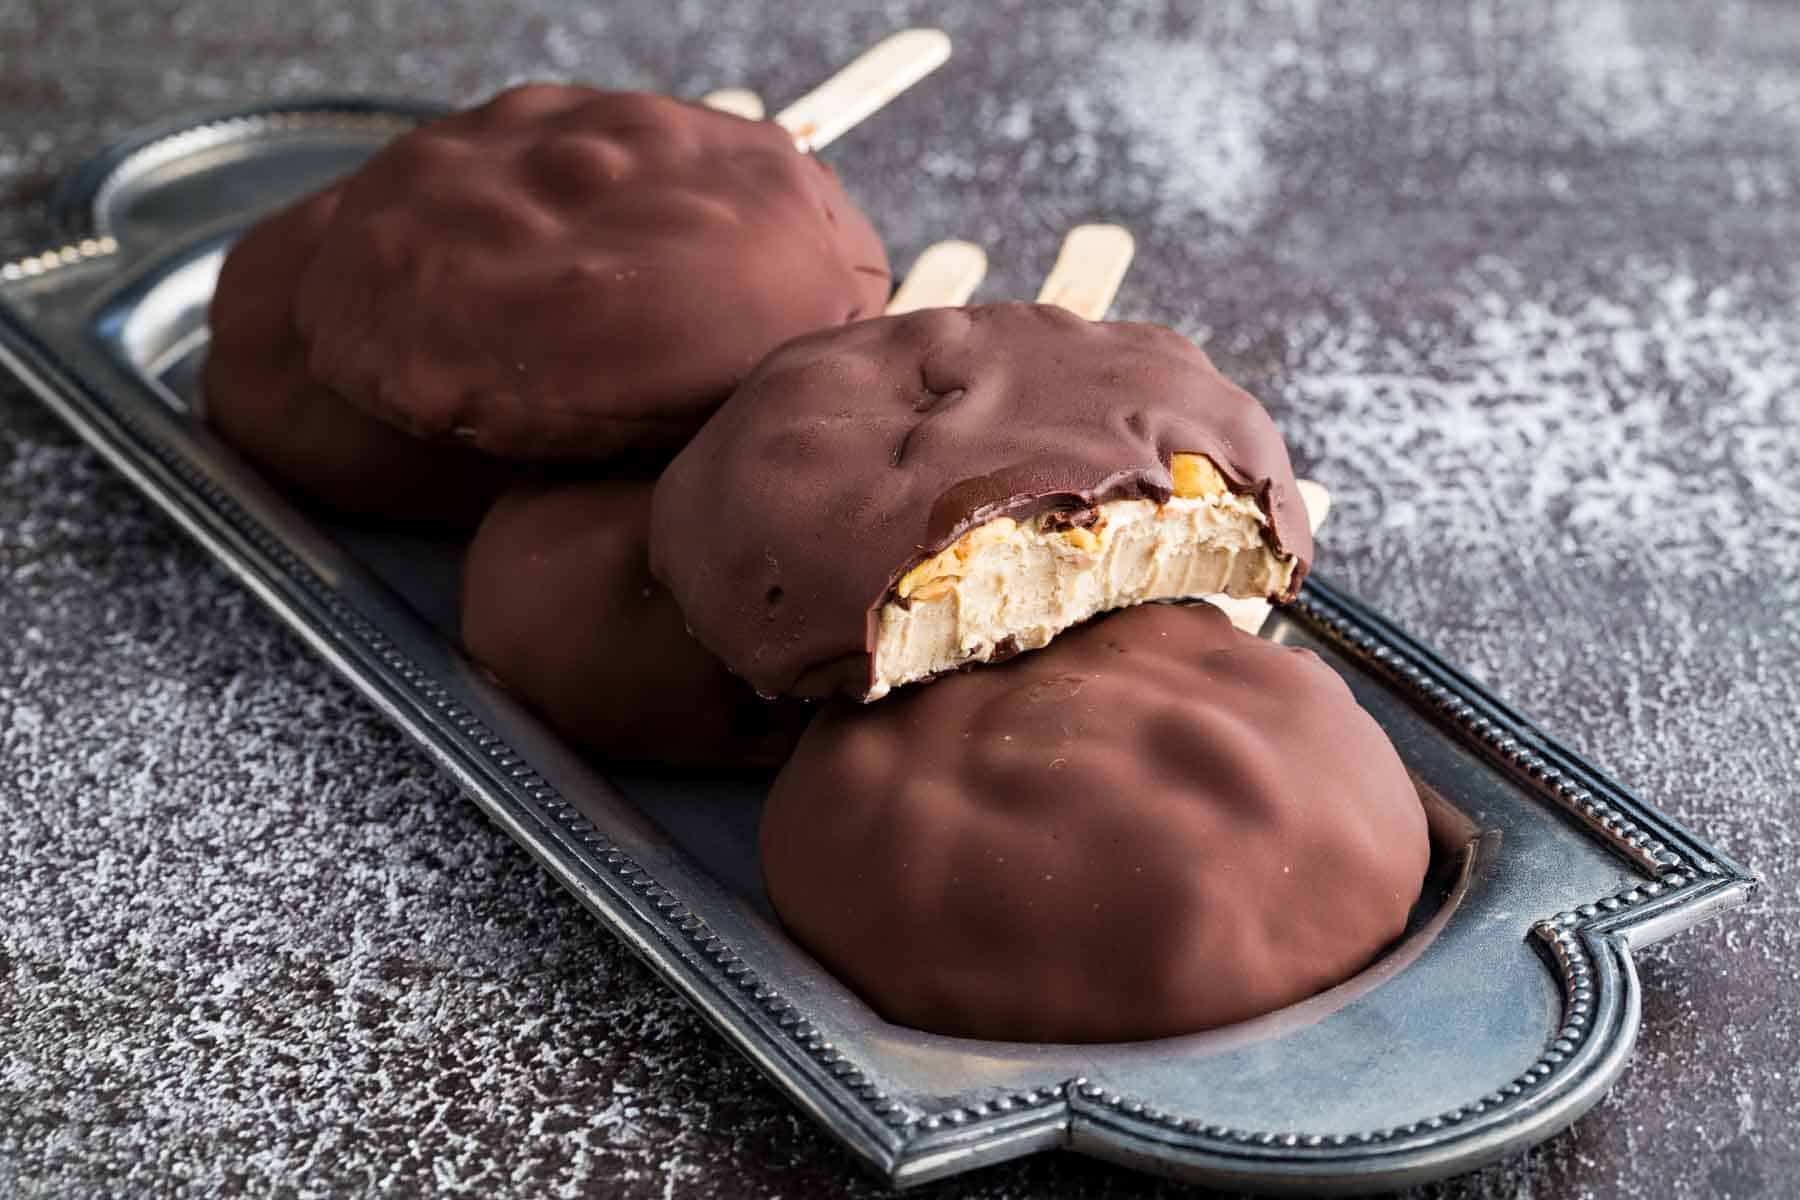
(650, 301, 1313, 700)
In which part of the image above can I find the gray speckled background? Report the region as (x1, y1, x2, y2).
(3, 2, 1796, 1197)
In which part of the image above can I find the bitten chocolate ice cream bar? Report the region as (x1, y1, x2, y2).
(651, 302, 1313, 700)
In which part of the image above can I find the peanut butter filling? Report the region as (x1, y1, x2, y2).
(870, 454, 1297, 699)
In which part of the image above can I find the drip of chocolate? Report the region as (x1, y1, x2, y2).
(459, 477, 807, 768)
(203, 189, 508, 527)
(294, 85, 891, 461)
(760, 602, 1428, 1043)
(651, 302, 1313, 698)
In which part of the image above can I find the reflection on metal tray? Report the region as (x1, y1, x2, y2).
(0, 100, 1756, 1195)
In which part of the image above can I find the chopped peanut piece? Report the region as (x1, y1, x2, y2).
(953, 517, 1018, 561)
(1171, 452, 1228, 499)
(899, 518, 1021, 599)
(873, 469, 1296, 695)
(908, 577, 958, 603)
(1061, 527, 1101, 554)
(897, 549, 959, 599)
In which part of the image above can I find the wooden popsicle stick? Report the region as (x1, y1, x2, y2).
(1034, 224, 1136, 321)
(1211, 478, 1333, 635)
(885, 241, 988, 314)
(701, 88, 766, 120)
(1296, 478, 1332, 531)
(775, 29, 952, 152)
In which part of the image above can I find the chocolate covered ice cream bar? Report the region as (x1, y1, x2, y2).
(460, 477, 809, 769)
(457, 234, 990, 767)
(204, 34, 950, 519)
(202, 187, 510, 527)
(294, 84, 893, 461)
(760, 601, 1429, 1042)
(651, 301, 1312, 700)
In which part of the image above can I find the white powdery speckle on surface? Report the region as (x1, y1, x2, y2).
(1282, 259, 1800, 572)
(1256, 251, 1800, 1200)
(0, 439, 828, 1198)
(1553, 0, 1800, 148)
(1079, 36, 1275, 232)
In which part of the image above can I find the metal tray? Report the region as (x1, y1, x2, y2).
(0, 100, 1757, 1195)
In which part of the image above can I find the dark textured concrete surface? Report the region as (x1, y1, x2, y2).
(3, 2, 1796, 1196)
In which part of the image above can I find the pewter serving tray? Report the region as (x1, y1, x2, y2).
(0, 101, 1757, 1195)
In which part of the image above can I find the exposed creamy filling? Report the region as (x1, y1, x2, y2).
(870, 460, 1296, 699)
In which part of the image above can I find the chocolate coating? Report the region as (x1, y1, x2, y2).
(760, 602, 1428, 1043)
(294, 85, 891, 460)
(652, 302, 1314, 699)
(203, 189, 508, 527)
(460, 477, 806, 768)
